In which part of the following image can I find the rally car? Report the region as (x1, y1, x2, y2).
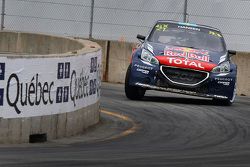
(125, 20, 237, 105)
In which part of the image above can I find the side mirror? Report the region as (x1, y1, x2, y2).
(228, 50, 236, 57)
(137, 34, 146, 41)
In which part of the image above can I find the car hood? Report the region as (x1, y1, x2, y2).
(144, 42, 227, 72)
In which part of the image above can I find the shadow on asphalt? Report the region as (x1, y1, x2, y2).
(141, 96, 229, 106)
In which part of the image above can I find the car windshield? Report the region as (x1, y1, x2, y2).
(148, 22, 226, 52)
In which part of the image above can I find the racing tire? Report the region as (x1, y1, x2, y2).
(125, 64, 146, 100)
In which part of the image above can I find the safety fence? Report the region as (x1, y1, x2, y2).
(1, 0, 250, 51)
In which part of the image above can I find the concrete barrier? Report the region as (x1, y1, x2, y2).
(0, 31, 101, 144)
(232, 53, 250, 96)
(96, 39, 250, 96)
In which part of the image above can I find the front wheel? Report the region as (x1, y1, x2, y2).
(125, 64, 146, 100)
(213, 82, 236, 106)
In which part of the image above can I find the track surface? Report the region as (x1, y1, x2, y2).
(1, 82, 250, 167)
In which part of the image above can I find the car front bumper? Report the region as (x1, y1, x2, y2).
(129, 57, 237, 100)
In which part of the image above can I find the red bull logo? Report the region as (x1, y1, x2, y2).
(164, 47, 210, 62)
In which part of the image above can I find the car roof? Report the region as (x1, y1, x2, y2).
(156, 20, 221, 32)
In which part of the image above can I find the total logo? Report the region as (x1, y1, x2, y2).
(156, 56, 216, 72)
(168, 57, 205, 69)
(0, 63, 5, 106)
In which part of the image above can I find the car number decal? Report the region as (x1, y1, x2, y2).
(155, 24, 168, 31)
(209, 31, 222, 38)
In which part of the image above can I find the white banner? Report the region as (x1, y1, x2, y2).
(0, 50, 101, 118)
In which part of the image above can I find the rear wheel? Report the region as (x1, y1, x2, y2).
(125, 64, 146, 100)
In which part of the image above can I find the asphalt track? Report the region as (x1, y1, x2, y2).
(1, 82, 250, 167)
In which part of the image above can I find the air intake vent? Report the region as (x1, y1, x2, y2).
(160, 66, 209, 86)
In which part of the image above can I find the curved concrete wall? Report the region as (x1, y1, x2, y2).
(0, 31, 83, 55)
(0, 31, 101, 144)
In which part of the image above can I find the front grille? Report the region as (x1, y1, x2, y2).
(160, 66, 209, 86)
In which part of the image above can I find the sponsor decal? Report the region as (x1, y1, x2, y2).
(216, 73, 229, 77)
(63, 86, 69, 102)
(90, 57, 97, 73)
(136, 68, 149, 75)
(217, 81, 230, 86)
(215, 77, 233, 82)
(56, 87, 63, 103)
(0, 63, 5, 106)
(219, 54, 227, 64)
(178, 22, 197, 27)
(178, 25, 200, 31)
(215, 78, 232, 86)
(6, 73, 54, 114)
(57, 62, 71, 79)
(57, 63, 64, 79)
(0, 51, 101, 118)
(0, 63, 5, 80)
(214, 95, 227, 99)
(156, 56, 216, 71)
(164, 47, 210, 62)
(56, 62, 70, 104)
(167, 58, 204, 69)
(134, 64, 153, 70)
(0, 89, 3, 106)
(65, 62, 71, 78)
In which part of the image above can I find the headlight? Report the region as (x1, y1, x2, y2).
(140, 49, 159, 65)
(211, 61, 230, 73)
